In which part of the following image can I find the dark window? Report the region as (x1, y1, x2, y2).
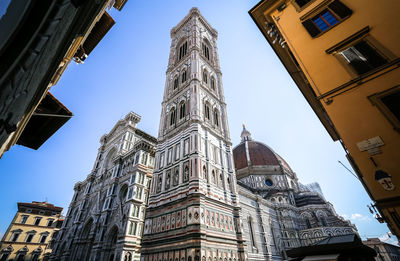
(11, 233, 20, 242)
(178, 41, 188, 61)
(16, 254, 25, 261)
(34, 217, 41, 226)
(302, 0, 352, 37)
(182, 70, 187, 83)
(179, 102, 186, 120)
(205, 104, 210, 120)
(47, 219, 54, 227)
(0, 253, 10, 261)
(265, 179, 273, 186)
(170, 108, 176, 126)
(174, 77, 179, 90)
(295, 0, 313, 8)
(31, 254, 40, 261)
(20, 215, 28, 224)
(26, 234, 34, 243)
(203, 71, 208, 84)
(214, 110, 219, 127)
(202, 43, 210, 60)
(40, 235, 47, 243)
(340, 40, 387, 75)
(381, 91, 400, 122)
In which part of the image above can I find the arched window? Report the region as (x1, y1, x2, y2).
(203, 70, 208, 84)
(179, 101, 186, 120)
(204, 103, 210, 120)
(203, 166, 207, 180)
(211, 76, 215, 90)
(181, 70, 187, 83)
(212, 170, 216, 184)
(202, 41, 210, 60)
(213, 109, 219, 127)
(170, 108, 176, 126)
(174, 77, 179, 90)
(178, 41, 188, 62)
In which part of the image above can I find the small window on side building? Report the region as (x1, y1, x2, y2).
(302, 0, 352, 37)
(369, 86, 400, 133)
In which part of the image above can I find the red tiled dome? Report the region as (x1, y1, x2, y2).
(233, 141, 280, 170)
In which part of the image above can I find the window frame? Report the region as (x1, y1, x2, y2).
(20, 215, 28, 224)
(330, 34, 393, 77)
(301, 0, 352, 38)
(368, 85, 400, 133)
(34, 217, 42, 226)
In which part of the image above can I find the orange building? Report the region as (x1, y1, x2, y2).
(249, 0, 400, 239)
(0, 202, 63, 261)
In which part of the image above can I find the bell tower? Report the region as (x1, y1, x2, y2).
(142, 8, 245, 261)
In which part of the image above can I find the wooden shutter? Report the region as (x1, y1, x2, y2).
(302, 19, 320, 37)
(81, 12, 115, 60)
(328, 0, 352, 19)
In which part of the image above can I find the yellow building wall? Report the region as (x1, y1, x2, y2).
(261, 0, 400, 236)
(1, 211, 60, 260)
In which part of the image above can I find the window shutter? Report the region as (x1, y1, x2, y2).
(302, 19, 320, 37)
(354, 41, 387, 68)
(328, 0, 352, 19)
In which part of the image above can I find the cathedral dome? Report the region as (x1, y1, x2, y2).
(233, 126, 293, 173)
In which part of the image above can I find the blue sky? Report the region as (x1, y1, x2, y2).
(0, 0, 396, 245)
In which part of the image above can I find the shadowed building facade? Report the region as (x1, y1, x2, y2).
(249, 0, 400, 239)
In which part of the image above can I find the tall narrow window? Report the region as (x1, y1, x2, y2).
(174, 77, 179, 90)
(179, 101, 186, 120)
(204, 103, 210, 120)
(20, 215, 28, 224)
(178, 41, 188, 61)
(203, 70, 208, 84)
(214, 109, 219, 127)
(202, 42, 210, 60)
(210, 77, 215, 91)
(248, 218, 256, 248)
(34, 217, 42, 226)
(182, 70, 187, 83)
(170, 108, 176, 126)
(26, 234, 34, 243)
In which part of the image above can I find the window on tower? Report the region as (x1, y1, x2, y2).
(178, 41, 188, 62)
(174, 77, 179, 90)
(202, 41, 210, 60)
(214, 109, 219, 127)
(210, 76, 215, 91)
(203, 70, 208, 84)
(181, 70, 187, 83)
(179, 101, 186, 120)
(170, 108, 176, 126)
(204, 103, 210, 120)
